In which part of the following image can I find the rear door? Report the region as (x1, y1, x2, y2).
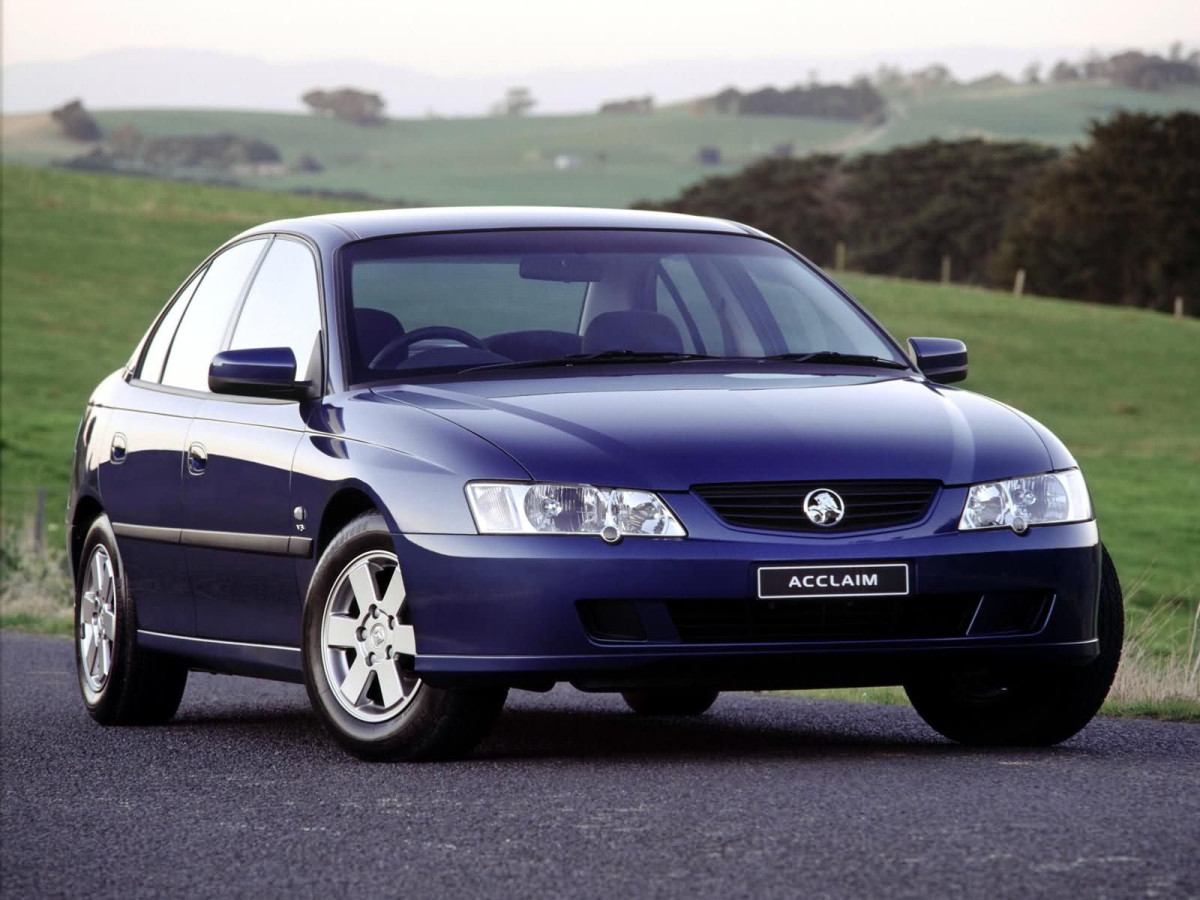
(98, 270, 205, 635)
(179, 236, 324, 646)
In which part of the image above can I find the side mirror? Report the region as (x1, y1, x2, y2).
(208, 347, 317, 400)
(908, 337, 968, 384)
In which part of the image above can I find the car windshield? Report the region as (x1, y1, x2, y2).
(340, 229, 906, 383)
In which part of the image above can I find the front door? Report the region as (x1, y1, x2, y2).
(178, 236, 324, 646)
(182, 401, 309, 644)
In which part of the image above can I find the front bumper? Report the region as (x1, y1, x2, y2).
(395, 498, 1102, 690)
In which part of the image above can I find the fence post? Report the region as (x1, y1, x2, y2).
(834, 241, 846, 272)
(1175, 296, 1185, 319)
(1013, 269, 1026, 297)
(940, 255, 951, 284)
(34, 487, 47, 552)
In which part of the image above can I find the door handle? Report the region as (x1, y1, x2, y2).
(110, 433, 127, 465)
(187, 442, 208, 476)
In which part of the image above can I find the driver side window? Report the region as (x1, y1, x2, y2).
(229, 238, 322, 381)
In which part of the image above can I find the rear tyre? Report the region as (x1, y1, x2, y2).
(75, 514, 188, 725)
(621, 687, 720, 716)
(302, 512, 507, 761)
(904, 545, 1123, 746)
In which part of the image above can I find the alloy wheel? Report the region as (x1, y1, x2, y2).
(79, 545, 117, 693)
(320, 550, 421, 723)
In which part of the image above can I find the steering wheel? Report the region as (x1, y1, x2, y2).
(369, 326, 487, 369)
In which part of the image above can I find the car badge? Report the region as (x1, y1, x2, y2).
(803, 489, 846, 526)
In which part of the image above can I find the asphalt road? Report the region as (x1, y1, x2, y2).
(2, 632, 1198, 899)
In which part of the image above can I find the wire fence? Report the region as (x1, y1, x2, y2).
(1, 487, 58, 552)
(828, 241, 1190, 316)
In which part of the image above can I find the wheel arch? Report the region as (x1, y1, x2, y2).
(315, 487, 382, 560)
(69, 493, 105, 586)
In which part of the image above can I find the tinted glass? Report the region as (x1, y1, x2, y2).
(655, 258, 725, 354)
(161, 239, 267, 391)
(340, 230, 902, 384)
(139, 268, 205, 383)
(743, 254, 876, 355)
(230, 238, 322, 381)
(351, 262, 585, 334)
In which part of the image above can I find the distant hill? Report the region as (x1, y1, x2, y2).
(3, 45, 1112, 116)
(4, 80, 1200, 208)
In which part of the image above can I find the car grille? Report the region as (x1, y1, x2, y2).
(693, 480, 940, 532)
(666, 593, 1050, 644)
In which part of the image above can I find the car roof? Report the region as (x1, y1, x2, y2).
(241, 206, 756, 243)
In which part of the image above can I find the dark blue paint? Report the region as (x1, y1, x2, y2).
(908, 336, 969, 384)
(209, 346, 313, 400)
(66, 208, 1103, 690)
(91, 375, 197, 635)
(371, 371, 1056, 489)
(183, 395, 306, 644)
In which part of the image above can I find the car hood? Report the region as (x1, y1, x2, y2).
(372, 371, 1059, 490)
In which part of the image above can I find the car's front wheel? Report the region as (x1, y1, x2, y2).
(302, 513, 507, 761)
(904, 545, 1124, 746)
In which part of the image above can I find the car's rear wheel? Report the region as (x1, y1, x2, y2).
(75, 514, 188, 725)
(302, 513, 507, 761)
(904, 545, 1123, 746)
(621, 687, 720, 716)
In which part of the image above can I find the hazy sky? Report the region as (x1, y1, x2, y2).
(4, 0, 1198, 72)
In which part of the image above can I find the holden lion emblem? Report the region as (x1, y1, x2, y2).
(803, 489, 846, 527)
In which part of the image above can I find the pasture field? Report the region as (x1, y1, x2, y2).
(7, 107, 858, 208)
(868, 80, 1200, 150)
(1, 165, 1197, 687)
(3, 82, 1200, 207)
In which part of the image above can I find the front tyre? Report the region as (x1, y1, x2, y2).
(302, 513, 507, 761)
(904, 545, 1124, 746)
(75, 514, 188, 724)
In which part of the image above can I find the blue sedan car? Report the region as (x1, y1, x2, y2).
(68, 208, 1122, 760)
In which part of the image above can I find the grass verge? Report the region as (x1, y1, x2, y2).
(0, 516, 73, 636)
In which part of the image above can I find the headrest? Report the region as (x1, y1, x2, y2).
(582, 311, 684, 354)
(355, 308, 404, 367)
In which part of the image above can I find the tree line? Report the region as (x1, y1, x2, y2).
(637, 111, 1200, 316)
(694, 80, 885, 122)
(874, 45, 1200, 92)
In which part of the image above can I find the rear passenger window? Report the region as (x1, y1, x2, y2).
(139, 268, 205, 383)
(160, 239, 267, 392)
(230, 238, 322, 381)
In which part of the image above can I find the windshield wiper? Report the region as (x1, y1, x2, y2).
(459, 350, 720, 374)
(761, 351, 910, 370)
(458, 349, 908, 376)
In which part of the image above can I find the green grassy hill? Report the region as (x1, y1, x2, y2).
(4, 82, 1200, 207)
(868, 81, 1200, 150)
(2, 165, 1197, 659)
(6, 107, 859, 208)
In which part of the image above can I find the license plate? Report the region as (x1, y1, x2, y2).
(757, 563, 910, 599)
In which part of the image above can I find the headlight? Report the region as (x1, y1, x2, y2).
(466, 482, 686, 541)
(959, 469, 1092, 533)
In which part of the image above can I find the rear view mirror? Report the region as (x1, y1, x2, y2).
(209, 347, 317, 400)
(519, 253, 604, 282)
(908, 337, 968, 384)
